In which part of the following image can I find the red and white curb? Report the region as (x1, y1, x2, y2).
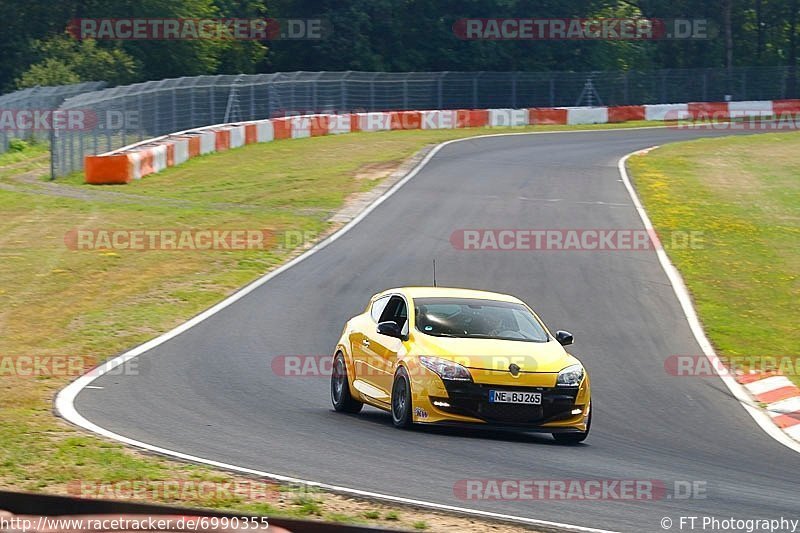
(739, 372, 800, 441)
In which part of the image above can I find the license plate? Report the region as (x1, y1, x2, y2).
(489, 390, 541, 405)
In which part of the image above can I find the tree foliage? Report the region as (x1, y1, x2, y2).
(0, 0, 798, 92)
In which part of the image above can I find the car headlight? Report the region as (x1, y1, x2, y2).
(419, 356, 472, 381)
(557, 363, 584, 387)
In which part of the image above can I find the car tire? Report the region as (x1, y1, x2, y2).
(553, 405, 591, 445)
(391, 367, 413, 428)
(331, 352, 363, 414)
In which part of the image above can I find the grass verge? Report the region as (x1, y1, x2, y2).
(628, 132, 799, 384)
(2, 121, 663, 532)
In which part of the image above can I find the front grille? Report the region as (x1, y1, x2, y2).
(436, 382, 578, 425)
(477, 403, 544, 423)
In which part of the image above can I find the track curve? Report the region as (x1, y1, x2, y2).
(69, 127, 800, 532)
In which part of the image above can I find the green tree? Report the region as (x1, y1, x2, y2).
(16, 36, 140, 88)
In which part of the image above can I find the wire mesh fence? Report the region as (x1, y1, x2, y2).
(0, 82, 107, 154)
(40, 67, 800, 177)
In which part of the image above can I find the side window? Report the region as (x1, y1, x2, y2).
(378, 296, 408, 331)
(370, 296, 391, 322)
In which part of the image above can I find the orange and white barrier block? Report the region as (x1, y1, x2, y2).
(328, 114, 351, 135)
(488, 108, 528, 127)
(353, 112, 392, 132)
(421, 110, 456, 129)
(566, 106, 609, 125)
(83, 99, 799, 184)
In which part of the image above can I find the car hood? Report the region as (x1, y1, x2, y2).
(411, 334, 578, 373)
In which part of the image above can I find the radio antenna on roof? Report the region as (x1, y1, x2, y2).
(433, 259, 437, 287)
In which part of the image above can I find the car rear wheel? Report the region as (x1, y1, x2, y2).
(391, 367, 413, 428)
(553, 405, 591, 445)
(331, 352, 363, 413)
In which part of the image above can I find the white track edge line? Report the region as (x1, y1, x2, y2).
(55, 128, 799, 532)
(617, 149, 800, 454)
(57, 128, 649, 533)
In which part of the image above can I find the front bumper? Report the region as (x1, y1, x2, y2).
(436, 381, 582, 424)
(411, 378, 590, 430)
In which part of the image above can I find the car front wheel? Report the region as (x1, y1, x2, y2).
(331, 352, 363, 413)
(391, 367, 413, 428)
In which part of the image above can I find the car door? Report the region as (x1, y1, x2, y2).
(365, 295, 408, 397)
(350, 295, 391, 394)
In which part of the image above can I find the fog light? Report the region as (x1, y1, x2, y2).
(433, 401, 450, 408)
(571, 408, 582, 415)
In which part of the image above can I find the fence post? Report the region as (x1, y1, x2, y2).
(190, 84, 196, 125)
(250, 83, 255, 120)
(472, 75, 479, 108)
(78, 132, 84, 170)
(210, 85, 215, 124)
(49, 129, 56, 180)
(702, 71, 708, 101)
(154, 92, 160, 134)
(511, 72, 517, 108)
(340, 75, 348, 112)
(121, 97, 127, 147)
(67, 132, 74, 176)
(92, 121, 97, 156)
(741, 69, 747, 100)
(549, 78, 555, 107)
(437, 72, 445, 109)
(138, 93, 144, 141)
(370, 75, 376, 110)
(312, 80, 318, 112)
(623, 72, 629, 104)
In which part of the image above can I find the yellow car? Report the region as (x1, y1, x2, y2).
(331, 287, 591, 444)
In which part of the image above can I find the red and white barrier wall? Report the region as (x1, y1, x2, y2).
(84, 99, 800, 185)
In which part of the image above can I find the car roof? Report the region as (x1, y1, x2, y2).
(376, 286, 524, 304)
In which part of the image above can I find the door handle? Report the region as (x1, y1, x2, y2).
(362, 339, 370, 347)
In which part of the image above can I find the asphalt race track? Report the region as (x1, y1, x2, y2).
(72, 127, 800, 532)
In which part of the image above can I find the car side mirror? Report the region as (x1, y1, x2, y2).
(556, 330, 574, 346)
(377, 321, 404, 339)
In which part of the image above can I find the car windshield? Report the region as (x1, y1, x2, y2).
(414, 297, 549, 342)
